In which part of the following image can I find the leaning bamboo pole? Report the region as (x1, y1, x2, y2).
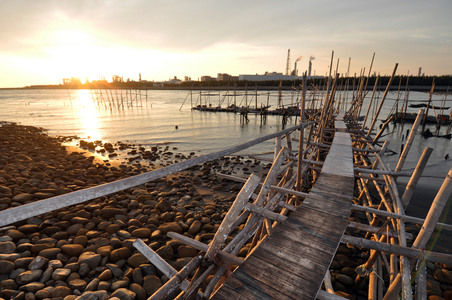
(382, 168, 452, 300)
(367, 63, 398, 138)
(297, 73, 307, 193)
(394, 109, 424, 173)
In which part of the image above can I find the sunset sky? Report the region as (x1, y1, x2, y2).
(0, 0, 451, 88)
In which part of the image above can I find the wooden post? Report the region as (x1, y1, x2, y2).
(362, 75, 380, 130)
(395, 109, 424, 173)
(400, 147, 433, 209)
(367, 63, 398, 138)
(382, 168, 452, 300)
(297, 73, 307, 192)
(148, 255, 203, 300)
(203, 174, 260, 265)
(423, 79, 436, 125)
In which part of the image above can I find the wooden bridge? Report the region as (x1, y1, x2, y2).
(212, 113, 354, 299)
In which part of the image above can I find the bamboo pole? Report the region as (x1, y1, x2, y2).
(372, 115, 393, 144)
(297, 73, 307, 192)
(362, 75, 380, 130)
(203, 174, 260, 265)
(423, 79, 435, 125)
(367, 64, 398, 137)
(341, 235, 452, 265)
(400, 147, 433, 208)
(395, 109, 424, 173)
(148, 255, 203, 300)
(382, 167, 452, 300)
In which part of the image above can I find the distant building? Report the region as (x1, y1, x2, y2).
(153, 82, 164, 87)
(201, 75, 215, 82)
(62, 77, 82, 85)
(239, 72, 324, 81)
(112, 75, 123, 83)
(218, 73, 232, 81)
(163, 76, 182, 85)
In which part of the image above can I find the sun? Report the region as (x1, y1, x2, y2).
(47, 30, 111, 82)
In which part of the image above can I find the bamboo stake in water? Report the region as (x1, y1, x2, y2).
(367, 63, 399, 138)
(395, 109, 424, 173)
(382, 168, 452, 300)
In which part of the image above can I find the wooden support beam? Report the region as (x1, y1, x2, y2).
(351, 204, 452, 231)
(216, 173, 309, 199)
(347, 221, 413, 240)
(167, 232, 244, 267)
(204, 174, 260, 265)
(341, 235, 452, 265)
(243, 202, 288, 223)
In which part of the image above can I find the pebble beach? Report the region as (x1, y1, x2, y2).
(1, 122, 452, 300)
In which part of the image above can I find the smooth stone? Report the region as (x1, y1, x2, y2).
(0, 278, 18, 289)
(96, 245, 112, 257)
(73, 235, 88, 247)
(84, 278, 100, 291)
(19, 282, 45, 293)
(110, 280, 129, 290)
(28, 256, 49, 270)
(31, 243, 55, 254)
(434, 269, 452, 284)
(132, 268, 143, 285)
(77, 252, 101, 269)
(38, 248, 61, 260)
(66, 224, 84, 236)
(97, 269, 112, 281)
(158, 222, 182, 235)
(106, 264, 123, 278)
(15, 257, 34, 269)
(130, 283, 147, 300)
(187, 220, 201, 236)
(128, 253, 148, 268)
(39, 267, 53, 283)
(156, 245, 174, 260)
(100, 207, 127, 219)
(35, 289, 52, 299)
(110, 247, 131, 262)
(131, 228, 151, 238)
(335, 273, 354, 285)
(178, 246, 198, 258)
(61, 244, 84, 257)
(0, 241, 16, 254)
(156, 199, 171, 213)
(75, 290, 108, 300)
(68, 279, 87, 291)
(97, 280, 111, 291)
(0, 260, 15, 274)
(12, 193, 33, 203)
(48, 259, 63, 269)
(106, 224, 121, 234)
(51, 286, 72, 298)
(6, 229, 25, 240)
(77, 263, 90, 277)
(15, 270, 43, 285)
(117, 230, 132, 239)
(111, 288, 136, 300)
(143, 275, 162, 296)
(52, 268, 71, 280)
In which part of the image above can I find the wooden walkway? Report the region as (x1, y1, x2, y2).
(212, 113, 355, 299)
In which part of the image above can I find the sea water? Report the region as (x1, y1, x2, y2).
(1, 88, 451, 251)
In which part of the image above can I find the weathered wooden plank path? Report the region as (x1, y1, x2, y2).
(212, 113, 355, 299)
